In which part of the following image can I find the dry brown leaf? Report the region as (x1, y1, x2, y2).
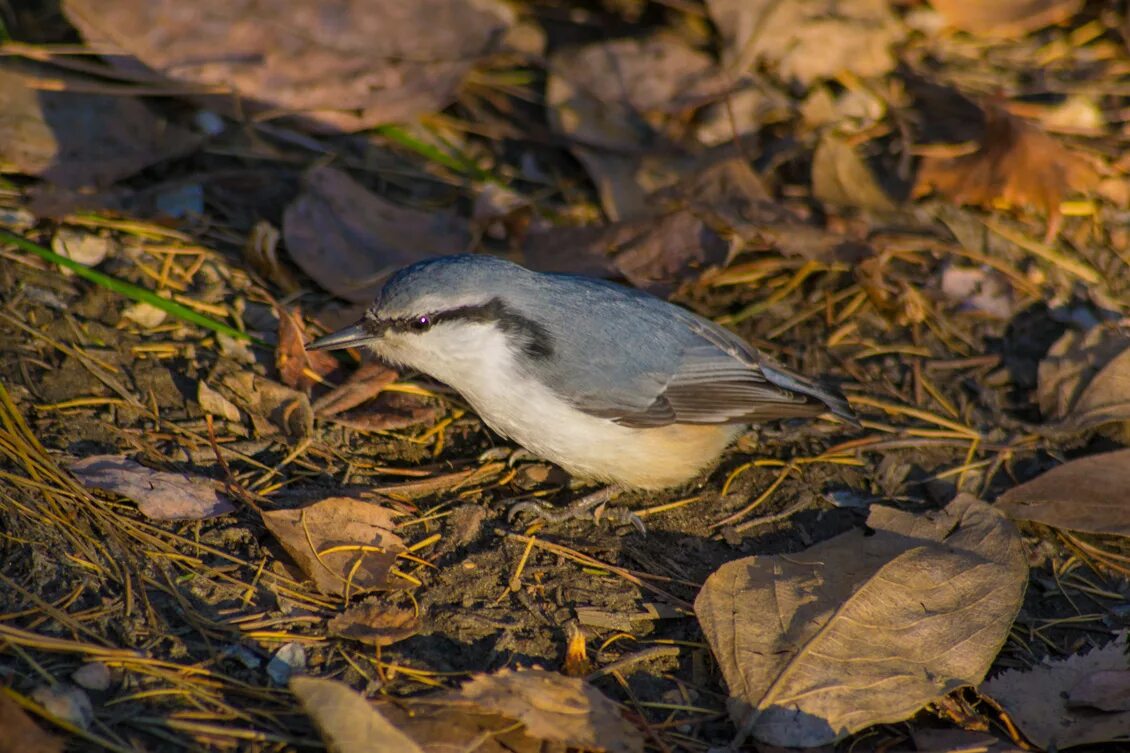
(912, 729, 1026, 753)
(313, 362, 399, 418)
(695, 494, 1027, 747)
(327, 599, 420, 647)
(197, 380, 241, 422)
(913, 105, 1099, 239)
(930, 0, 1083, 38)
(546, 35, 727, 220)
(283, 167, 469, 303)
(1037, 326, 1130, 441)
(220, 372, 314, 440)
(277, 306, 338, 393)
(63, 0, 512, 132)
(68, 454, 235, 521)
(707, 0, 903, 86)
(451, 669, 643, 753)
(983, 634, 1130, 749)
(0, 66, 199, 189)
(291, 677, 425, 753)
(261, 497, 406, 597)
(0, 692, 65, 753)
(326, 405, 441, 434)
(811, 131, 897, 212)
(995, 449, 1130, 538)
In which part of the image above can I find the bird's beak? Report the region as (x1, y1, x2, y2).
(305, 321, 372, 352)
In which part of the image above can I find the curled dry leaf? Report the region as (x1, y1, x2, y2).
(912, 105, 1099, 240)
(1037, 325, 1130, 441)
(68, 454, 234, 521)
(811, 131, 898, 212)
(996, 448, 1130, 538)
(983, 634, 1130, 749)
(63, 0, 512, 132)
(220, 372, 314, 440)
(0, 66, 199, 189)
(328, 598, 420, 647)
(277, 306, 338, 393)
(450, 669, 643, 753)
(707, 0, 903, 86)
(0, 692, 65, 753)
(283, 167, 469, 303)
(261, 497, 407, 597)
(291, 677, 425, 753)
(694, 494, 1027, 747)
(930, 0, 1083, 38)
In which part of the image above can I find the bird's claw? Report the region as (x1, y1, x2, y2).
(506, 497, 646, 534)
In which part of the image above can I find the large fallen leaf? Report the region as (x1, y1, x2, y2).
(449, 669, 643, 753)
(313, 362, 399, 418)
(995, 449, 1130, 538)
(983, 634, 1130, 749)
(1037, 325, 1130, 441)
(0, 692, 64, 753)
(262, 497, 407, 597)
(63, 0, 512, 132)
(546, 35, 727, 220)
(283, 166, 469, 303)
(706, 0, 903, 85)
(277, 306, 338, 392)
(0, 66, 199, 188)
(68, 455, 235, 521)
(913, 105, 1099, 239)
(930, 0, 1083, 38)
(291, 677, 425, 753)
(695, 494, 1027, 747)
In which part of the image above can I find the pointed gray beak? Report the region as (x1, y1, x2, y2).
(306, 321, 373, 351)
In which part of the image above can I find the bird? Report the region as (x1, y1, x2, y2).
(307, 254, 857, 528)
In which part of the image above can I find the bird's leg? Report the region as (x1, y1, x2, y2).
(507, 486, 644, 533)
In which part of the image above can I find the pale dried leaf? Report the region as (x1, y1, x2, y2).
(0, 66, 199, 188)
(930, 0, 1083, 38)
(63, 0, 512, 132)
(983, 634, 1130, 749)
(198, 380, 241, 422)
(328, 599, 420, 647)
(283, 167, 469, 303)
(220, 373, 313, 439)
(121, 301, 168, 329)
(277, 306, 338, 392)
(811, 131, 897, 211)
(913, 105, 1099, 239)
(453, 669, 643, 753)
(0, 693, 64, 753)
(291, 677, 425, 753)
(1037, 325, 1130, 421)
(707, 0, 903, 85)
(1069, 669, 1130, 712)
(51, 228, 116, 267)
(312, 362, 399, 418)
(694, 494, 1027, 747)
(995, 449, 1130, 537)
(69, 454, 235, 521)
(261, 497, 406, 597)
(939, 264, 1014, 319)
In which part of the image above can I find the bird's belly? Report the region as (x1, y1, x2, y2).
(469, 384, 744, 490)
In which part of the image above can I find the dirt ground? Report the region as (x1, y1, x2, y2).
(2, 1, 1130, 752)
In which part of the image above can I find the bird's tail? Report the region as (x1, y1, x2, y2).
(759, 359, 860, 428)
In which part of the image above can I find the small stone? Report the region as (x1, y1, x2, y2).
(71, 662, 112, 691)
(31, 683, 94, 730)
(267, 642, 307, 684)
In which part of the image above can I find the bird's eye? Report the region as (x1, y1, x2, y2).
(411, 315, 432, 331)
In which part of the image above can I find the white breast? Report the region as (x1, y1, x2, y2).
(375, 323, 743, 490)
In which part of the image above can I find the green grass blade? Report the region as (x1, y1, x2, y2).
(0, 228, 264, 345)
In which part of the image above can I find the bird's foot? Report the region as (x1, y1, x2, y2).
(507, 486, 645, 534)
